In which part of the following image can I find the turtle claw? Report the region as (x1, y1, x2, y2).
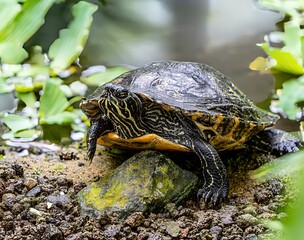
(198, 186, 226, 206)
(87, 148, 95, 165)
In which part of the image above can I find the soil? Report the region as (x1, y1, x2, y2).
(0, 141, 291, 240)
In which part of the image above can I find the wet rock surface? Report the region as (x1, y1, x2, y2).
(78, 151, 199, 217)
(0, 146, 296, 239)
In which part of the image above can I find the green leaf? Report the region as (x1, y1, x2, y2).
(49, 1, 98, 73)
(18, 65, 50, 78)
(41, 123, 72, 143)
(251, 149, 304, 181)
(0, 0, 57, 64)
(0, 78, 14, 93)
(81, 67, 128, 86)
(261, 44, 304, 75)
(276, 77, 304, 120)
(301, 36, 304, 65)
(272, 72, 296, 90)
(39, 80, 69, 118)
(3, 114, 35, 133)
(17, 91, 36, 108)
(1, 131, 14, 140)
(0, 64, 22, 77)
(14, 129, 37, 138)
(0, 0, 56, 42)
(0, 43, 28, 63)
(258, 0, 304, 18)
(40, 112, 76, 125)
(0, 0, 21, 32)
(282, 21, 303, 61)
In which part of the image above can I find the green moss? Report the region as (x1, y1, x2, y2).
(152, 163, 175, 196)
(52, 164, 63, 171)
(82, 178, 128, 211)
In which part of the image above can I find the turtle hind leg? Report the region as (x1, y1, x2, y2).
(248, 128, 302, 156)
(193, 140, 229, 205)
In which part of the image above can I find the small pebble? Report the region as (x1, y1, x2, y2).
(24, 177, 38, 190)
(125, 212, 144, 228)
(26, 186, 41, 197)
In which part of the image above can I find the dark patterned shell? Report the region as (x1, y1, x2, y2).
(89, 61, 279, 150)
(109, 61, 278, 123)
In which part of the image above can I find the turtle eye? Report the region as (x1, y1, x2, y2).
(116, 90, 128, 99)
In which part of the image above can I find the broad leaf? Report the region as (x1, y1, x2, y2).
(39, 80, 69, 118)
(3, 114, 35, 133)
(261, 44, 304, 75)
(0, 0, 57, 64)
(49, 1, 98, 73)
(0, 64, 22, 77)
(40, 112, 76, 125)
(14, 129, 37, 138)
(276, 77, 304, 120)
(0, 77, 14, 93)
(0, 0, 56, 42)
(41, 123, 72, 143)
(281, 21, 303, 60)
(0, 43, 28, 63)
(301, 36, 304, 65)
(17, 92, 36, 108)
(251, 149, 304, 181)
(0, 0, 21, 32)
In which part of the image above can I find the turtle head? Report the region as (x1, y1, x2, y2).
(98, 83, 145, 138)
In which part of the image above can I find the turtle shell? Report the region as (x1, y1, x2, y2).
(88, 61, 279, 151)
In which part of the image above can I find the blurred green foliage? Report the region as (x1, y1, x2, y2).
(0, 0, 127, 143)
(250, 0, 304, 121)
(251, 1, 304, 239)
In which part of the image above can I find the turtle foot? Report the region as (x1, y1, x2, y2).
(271, 138, 301, 155)
(197, 180, 228, 206)
(254, 129, 302, 156)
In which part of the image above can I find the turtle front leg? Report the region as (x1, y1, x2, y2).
(192, 140, 229, 205)
(86, 115, 113, 163)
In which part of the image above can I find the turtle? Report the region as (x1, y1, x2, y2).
(80, 60, 301, 205)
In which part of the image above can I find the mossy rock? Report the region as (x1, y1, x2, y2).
(78, 150, 199, 217)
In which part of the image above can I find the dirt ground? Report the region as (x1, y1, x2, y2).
(0, 141, 290, 239)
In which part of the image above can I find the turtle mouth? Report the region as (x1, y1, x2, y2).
(80, 99, 102, 120)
